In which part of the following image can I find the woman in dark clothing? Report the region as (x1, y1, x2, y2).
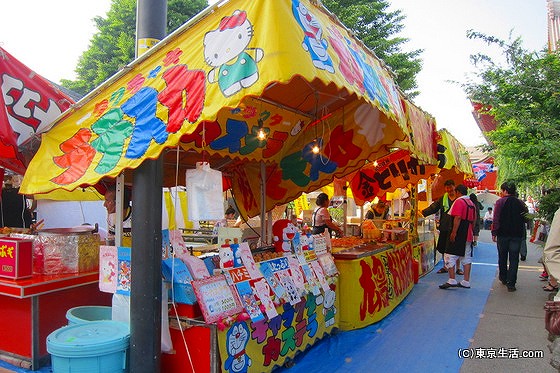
(469, 193, 483, 245)
(1, 177, 33, 228)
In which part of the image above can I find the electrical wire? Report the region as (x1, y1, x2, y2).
(167, 144, 194, 369)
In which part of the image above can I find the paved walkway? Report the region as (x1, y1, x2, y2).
(461, 229, 555, 372)
(277, 229, 556, 372)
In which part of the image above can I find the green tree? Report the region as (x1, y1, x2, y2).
(62, 0, 207, 95)
(464, 31, 560, 220)
(322, 0, 422, 97)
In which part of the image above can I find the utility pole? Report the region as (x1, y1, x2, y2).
(130, 1, 167, 372)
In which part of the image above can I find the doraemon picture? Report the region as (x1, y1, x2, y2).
(292, 0, 334, 73)
(272, 219, 298, 253)
(323, 284, 337, 327)
(224, 322, 252, 373)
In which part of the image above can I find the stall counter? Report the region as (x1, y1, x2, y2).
(0, 272, 112, 370)
(333, 240, 414, 330)
(412, 231, 436, 277)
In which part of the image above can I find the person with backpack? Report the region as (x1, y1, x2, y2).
(492, 181, 529, 292)
(422, 179, 458, 274)
(439, 184, 477, 289)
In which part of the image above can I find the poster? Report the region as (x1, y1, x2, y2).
(99, 245, 117, 293)
(116, 246, 131, 295)
(192, 274, 244, 323)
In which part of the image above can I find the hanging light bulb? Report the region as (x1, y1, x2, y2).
(312, 139, 320, 154)
(256, 118, 267, 141)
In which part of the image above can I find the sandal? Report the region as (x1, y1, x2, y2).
(543, 283, 559, 292)
(456, 269, 464, 275)
(437, 267, 447, 273)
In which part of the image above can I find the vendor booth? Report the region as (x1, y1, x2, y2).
(16, 0, 458, 371)
(328, 103, 439, 330)
(0, 46, 115, 370)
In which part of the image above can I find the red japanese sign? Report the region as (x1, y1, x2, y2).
(350, 149, 437, 205)
(0, 47, 74, 174)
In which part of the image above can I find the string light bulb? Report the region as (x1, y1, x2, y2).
(373, 160, 379, 167)
(311, 140, 320, 154)
(256, 118, 267, 141)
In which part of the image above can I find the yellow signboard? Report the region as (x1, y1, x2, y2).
(335, 241, 414, 330)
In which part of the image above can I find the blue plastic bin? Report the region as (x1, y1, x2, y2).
(66, 306, 112, 325)
(47, 321, 130, 373)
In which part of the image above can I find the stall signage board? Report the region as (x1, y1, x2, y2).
(218, 278, 339, 373)
(225, 266, 252, 283)
(192, 274, 244, 323)
(0, 238, 32, 279)
(335, 241, 414, 330)
(313, 235, 328, 255)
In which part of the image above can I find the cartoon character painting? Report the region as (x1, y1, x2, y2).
(102, 261, 116, 284)
(204, 10, 264, 97)
(292, 0, 334, 73)
(272, 219, 298, 253)
(219, 245, 235, 268)
(224, 322, 252, 373)
(323, 284, 337, 327)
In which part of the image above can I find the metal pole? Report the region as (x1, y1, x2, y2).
(115, 175, 124, 247)
(130, 1, 166, 372)
(260, 161, 266, 246)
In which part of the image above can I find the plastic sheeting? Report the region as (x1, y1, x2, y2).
(185, 162, 223, 221)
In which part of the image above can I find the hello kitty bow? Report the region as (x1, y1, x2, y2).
(219, 10, 247, 30)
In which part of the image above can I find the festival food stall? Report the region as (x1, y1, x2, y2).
(0, 48, 113, 370)
(327, 102, 440, 330)
(18, 0, 444, 371)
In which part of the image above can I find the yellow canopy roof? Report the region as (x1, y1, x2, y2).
(21, 0, 438, 217)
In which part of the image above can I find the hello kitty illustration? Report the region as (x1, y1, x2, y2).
(292, 0, 334, 73)
(272, 219, 298, 253)
(204, 10, 264, 97)
(224, 322, 252, 373)
(219, 245, 234, 268)
(102, 261, 116, 284)
(323, 284, 337, 328)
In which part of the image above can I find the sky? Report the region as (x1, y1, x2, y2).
(0, 0, 549, 147)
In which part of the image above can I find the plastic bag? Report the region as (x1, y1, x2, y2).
(161, 283, 173, 353)
(185, 162, 223, 221)
(112, 293, 130, 323)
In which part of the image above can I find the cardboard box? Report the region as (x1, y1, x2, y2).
(0, 237, 33, 279)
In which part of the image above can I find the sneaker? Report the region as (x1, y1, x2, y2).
(458, 280, 471, 288)
(507, 286, 516, 292)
